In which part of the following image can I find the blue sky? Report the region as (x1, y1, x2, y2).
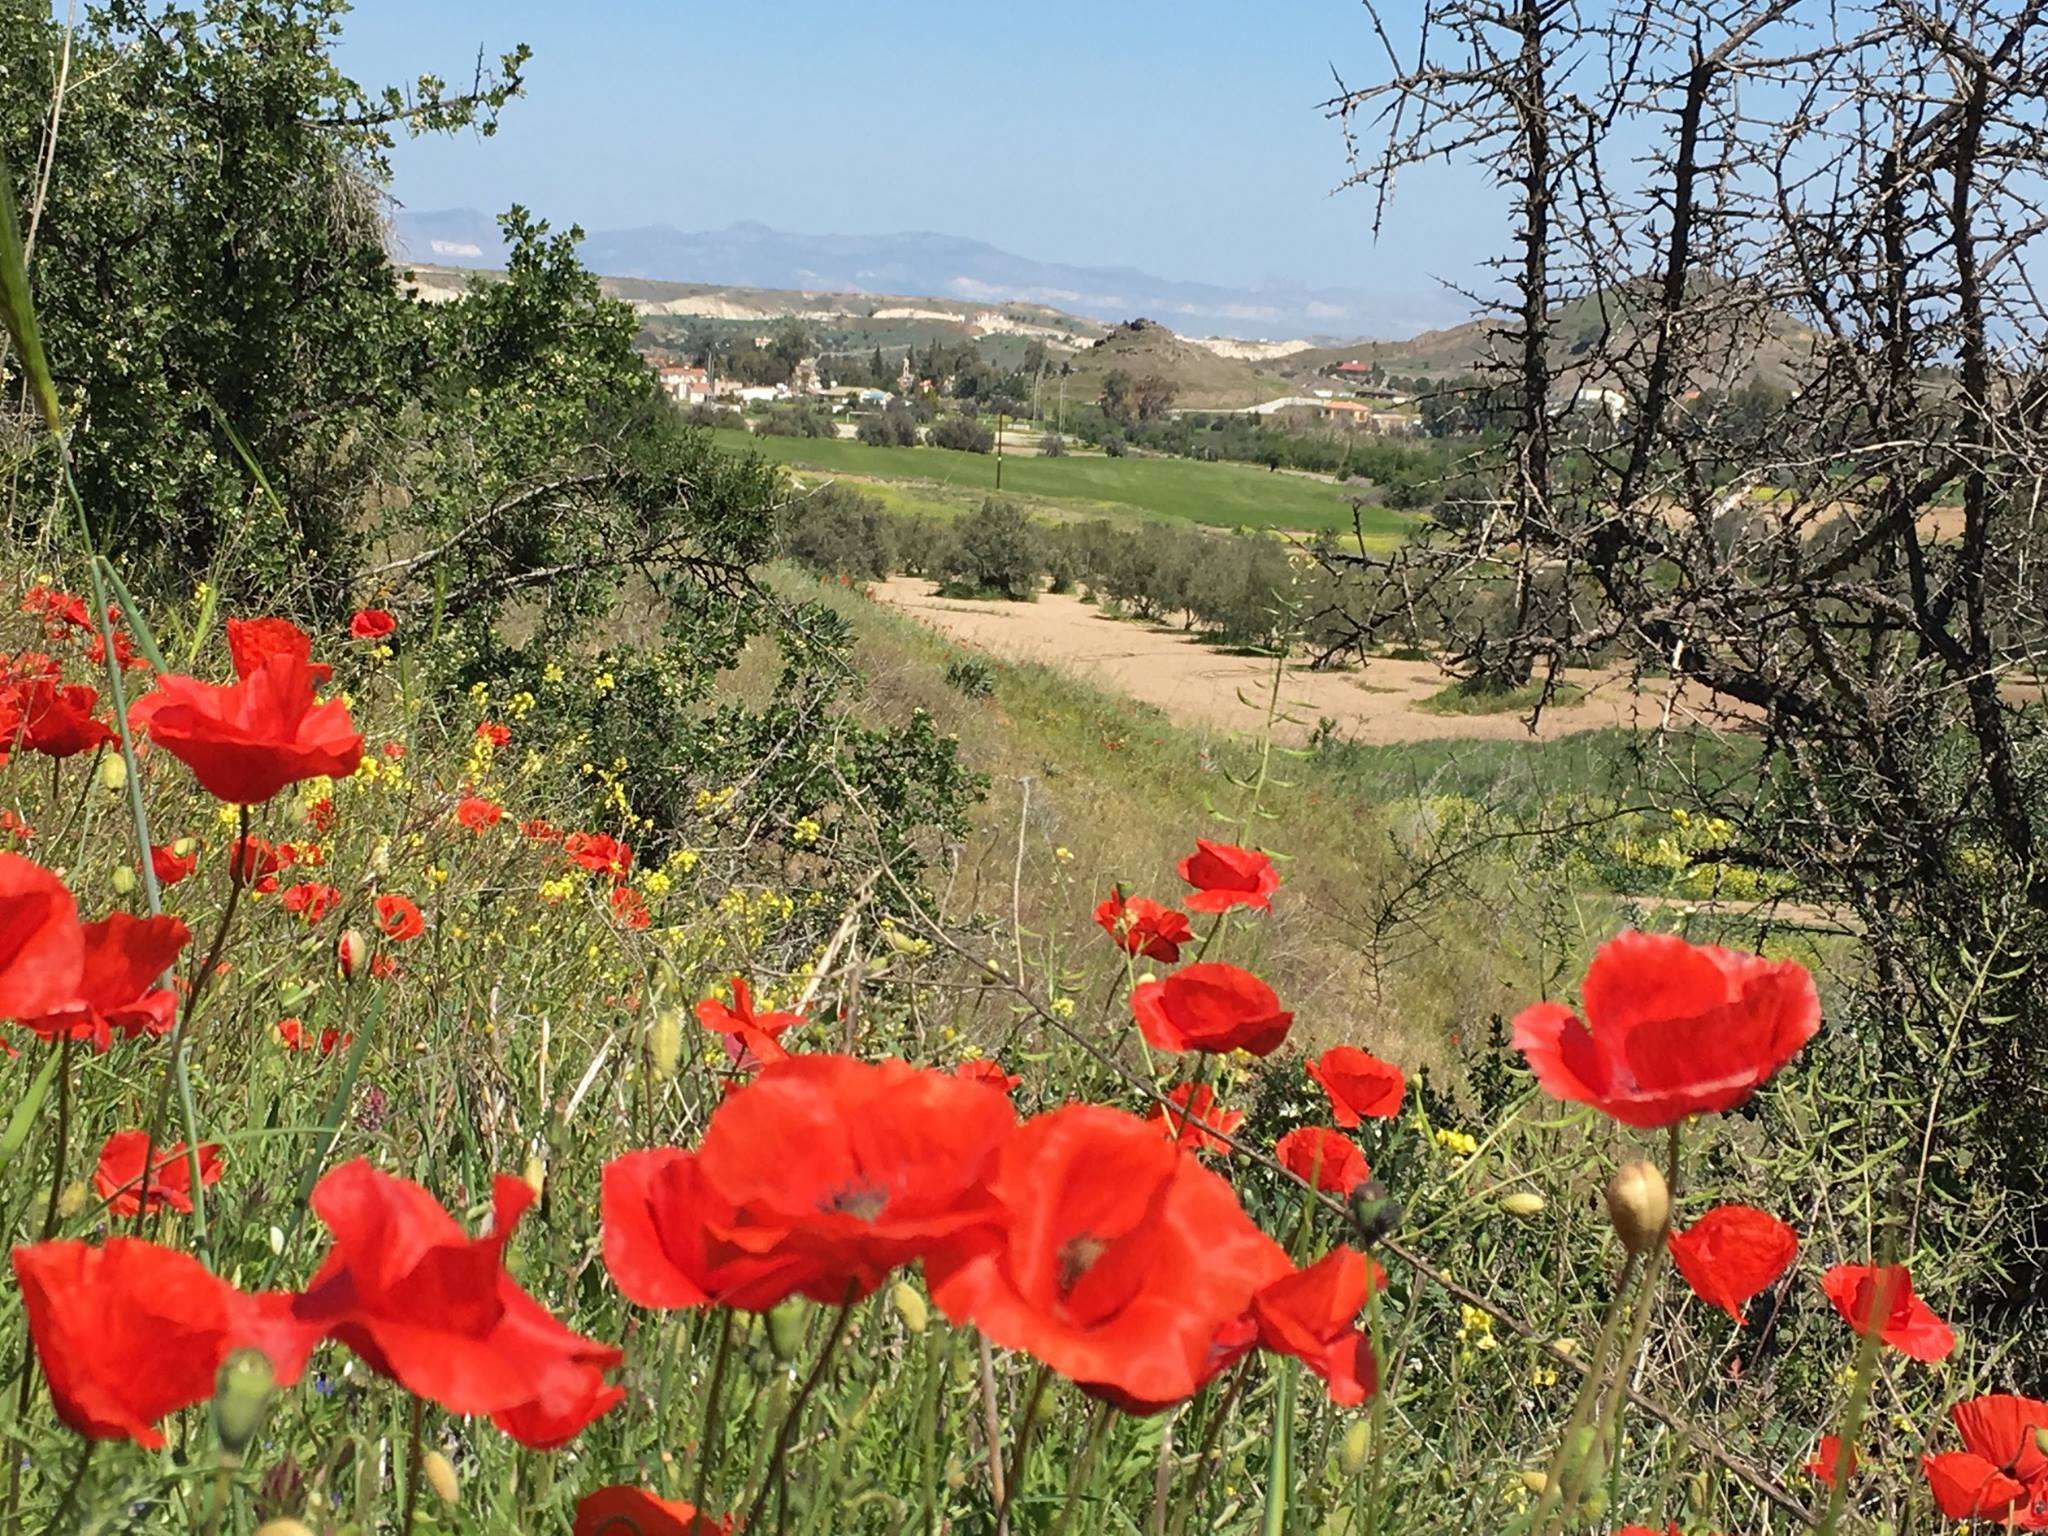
(331, 0, 1501, 299)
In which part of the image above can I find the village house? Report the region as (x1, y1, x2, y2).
(655, 364, 713, 406)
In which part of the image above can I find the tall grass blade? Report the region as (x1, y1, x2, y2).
(0, 1050, 63, 1176)
(0, 155, 61, 435)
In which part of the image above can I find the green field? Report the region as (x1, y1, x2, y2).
(709, 428, 1414, 541)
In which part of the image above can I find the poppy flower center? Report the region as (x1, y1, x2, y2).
(821, 1182, 889, 1222)
(1056, 1233, 1109, 1296)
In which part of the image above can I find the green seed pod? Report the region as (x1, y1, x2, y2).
(1498, 1191, 1546, 1218)
(1604, 1160, 1670, 1255)
(1338, 1421, 1372, 1477)
(420, 1450, 459, 1506)
(56, 1181, 88, 1220)
(890, 1280, 929, 1334)
(99, 754, 128, 793)
(213, 1349, 277, 1457)
(647, 1008, 684, 1081)
(767, 1299, 806, 1360)
(1034, 1383, 1058, 1421)
(1517, 1471, 1549, 1495)
(111, 865, 138, 896)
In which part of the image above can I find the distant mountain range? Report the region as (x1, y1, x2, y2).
(388, 209, 1468, 342)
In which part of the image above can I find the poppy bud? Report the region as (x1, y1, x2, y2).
(172, 837, 197, 858)
(1604, 1161, 1670, 1255)
(890, 1280, 929, 1334)
(56, 1181, 88, 1220)
(1580, 1490, 1609, 1523)
(99, 754, 128, 793)
(1348, 1178, 1403, 1250)
(1338, 1421, 1371, 1477)
(213, 1349, 276, 1457)
(111, 865, 137, 896)
(256, 1523, 316, 1536)
(2036, 1426, 2048, 1458)
(647, 1008, 684, 1081)
(368, 837, 392, 877)
(1034, 1383, 1058, 1421)
(1518, 1471, 1549, 1495)
(521, 1156, 546, 1199)
(767, 1300, 806, 1360)
(1498, 1191, 1546, 1218)
(420, 1450, 459, 1506)
(336, 929, 369, 982)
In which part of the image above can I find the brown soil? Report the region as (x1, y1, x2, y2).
(870, 576, 1726, 745)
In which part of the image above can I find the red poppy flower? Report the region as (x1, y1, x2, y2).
(520, 817, 561, 844)
(1146, 1081, 1243, 1154)
(305, 796, 336, 832)
(1821, 1264, 1955, 1362)
(1131, 962, 1293, 1057)
(229, 834, 292, 892)
(348, 608, 396, 641)
(456, 795, 503, 831)
(695, 976, 804, 1066)
(375, 894, 424, 942)
(1305, 1046, 1406, 1125)
(573, 1487, 732, 1536)
(1176, 838, 1280, 914)
(279, 880, 342, 924)
(1511, 931, 1821, 1128)
(225, 616, 333, 684)
(1093, 888, 1194, 963)
(1667, 1204, 1797, 1322)
(132, 646, 361, 805)
(0, 851, 85, 1022)
(16, 912, 189, 1051)
(149, 842, 199, 886)
(476, 720, 511, 748)
(564, 831, 634, 880)
(604, 1056, 1015, 1311)
(1251, 1246, 1384, 1405)
(275, 1017, 352, 1055)
(1274, 1127, 1371, 1195)
(21, 585, 91, 634)
(956, 1059, 1022, 1096)
(14, 680, 118, 759)
(1923, 1395, 2048, 1527)
(926, 1102, 1289, 1411)
(292, 1160, 623, 1446)
(92, 1130, 224, 1217)
(12, 1238, 313, 1447)
(1805, 1434, 1859, 1488)
(609, 887, 651, 930)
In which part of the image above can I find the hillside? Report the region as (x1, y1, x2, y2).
(1278, 286, 1818, 391)
(1060, 318, 1298, 410)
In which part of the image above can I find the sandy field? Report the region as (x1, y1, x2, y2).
(870, 576, 1724, 745)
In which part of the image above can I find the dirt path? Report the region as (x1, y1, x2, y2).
(870, 576, 1727, 745)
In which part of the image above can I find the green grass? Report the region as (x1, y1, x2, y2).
(711, 428, 1415, 541)
(1414, 678, 1585, 717)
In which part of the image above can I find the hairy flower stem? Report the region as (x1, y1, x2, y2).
(690, 1310, 736, 1515)
(137, 802, 250, 1247)
(1262, 1356, 1297, 1536)
(399, 1395, 426, 1536)
(1524, 1248, 1644, 1536)
(742, 1294, 857, 1533)
(994, 1359, 1051, 1536)
(1170, 1359, 1255, 1536)
(916, 1327, 948, 1535)
(7, 1032, 77, 1500)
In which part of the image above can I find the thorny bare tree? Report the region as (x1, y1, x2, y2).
(1324, 0, 2048, 1328)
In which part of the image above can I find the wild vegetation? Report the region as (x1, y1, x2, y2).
(0, 2, 2041, 1535)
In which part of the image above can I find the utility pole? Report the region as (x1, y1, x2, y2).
(995, 407, 1004, 492)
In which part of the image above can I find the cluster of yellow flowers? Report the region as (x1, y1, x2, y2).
(1434, 1127, 1479, 1157)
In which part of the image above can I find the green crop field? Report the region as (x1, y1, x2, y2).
(708, 428, 1415, 542)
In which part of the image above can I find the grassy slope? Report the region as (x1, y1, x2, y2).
(713, 428, 1413, 538)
